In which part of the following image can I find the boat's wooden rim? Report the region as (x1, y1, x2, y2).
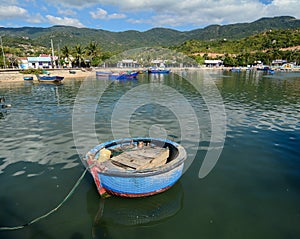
(85, 137, 186, 177)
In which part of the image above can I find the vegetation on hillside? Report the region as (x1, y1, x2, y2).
(172, 29, 300, 66)
(0, 16, 300, 51)
(1, 16, 300, 68)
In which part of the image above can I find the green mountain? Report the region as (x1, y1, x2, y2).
(0, 16, 299, 51)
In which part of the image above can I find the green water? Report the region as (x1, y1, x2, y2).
(0, 70, 299, 239)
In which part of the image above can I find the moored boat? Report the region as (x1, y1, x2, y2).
(23, 76, 34, 81)
(83, 137, 187, 198)
(109, 71, 139, 80)
(96, 71, 113, 78)
(230, 67, 241, 72)
(36, 75, 64, 82)
(148, 66, 170, 74)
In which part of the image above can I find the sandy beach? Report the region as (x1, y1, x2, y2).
(0, 69, 99, 83)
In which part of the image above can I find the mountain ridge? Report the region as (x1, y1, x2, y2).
(0, 16, 299, 51)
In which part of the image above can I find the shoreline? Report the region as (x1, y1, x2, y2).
(1, 67, 299, 83)
(0, 69, 96, 83)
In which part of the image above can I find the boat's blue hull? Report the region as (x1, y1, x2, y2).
(99, 164, 183, 197)
(148, 69, 170, 74)
(23, 76, 33, 81)
(109, 72, 139, 80)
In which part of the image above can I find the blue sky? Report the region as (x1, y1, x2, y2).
(0, 0, 299, 31)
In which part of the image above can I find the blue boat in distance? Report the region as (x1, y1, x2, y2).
(23, 76, 33, 81)
(36, 75, 64, 82)
(96, 71, 113, 78)
(148, 66, 170, 74)
(109, 71, 139, 80)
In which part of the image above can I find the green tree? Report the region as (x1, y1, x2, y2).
(223, 54, 236, 66)
(85, 41, 103, 67)
(74, 44, 84, 67)
(61, 46, 71, 66)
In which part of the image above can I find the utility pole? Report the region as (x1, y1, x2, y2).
(51, 39, 56, 68)
(0, 36, 6, 69)
(57, 40, 61, 68)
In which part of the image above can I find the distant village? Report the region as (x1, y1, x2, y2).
(14, 54, 298, 71)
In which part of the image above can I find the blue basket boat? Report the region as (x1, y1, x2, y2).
(84, 138, 187, 198)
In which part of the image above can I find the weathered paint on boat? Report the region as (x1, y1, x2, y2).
(84, 137, 186, 198)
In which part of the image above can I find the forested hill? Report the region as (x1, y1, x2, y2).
(0, 16, 300, 51)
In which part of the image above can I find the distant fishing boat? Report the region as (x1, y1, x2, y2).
(96, 71, 113, 78)
(148, 66, 170, 74)
(83, 137, 187, 198)
(257, 66, 271, 71)
(36, 75, 64, 82)
(23, 76, 33, 81)
(109, 71, 139, 80)
(230, 67, 241, 72)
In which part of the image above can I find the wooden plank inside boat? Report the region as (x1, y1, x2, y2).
(111, 146, 169, 170)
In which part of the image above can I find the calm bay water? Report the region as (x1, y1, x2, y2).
(0, 70, 299, 239)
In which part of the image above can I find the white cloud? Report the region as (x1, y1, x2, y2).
(44, 0, 100, 9)
(90, 8, 107, 19)
(0, 6, 27, 19)
(115, 0, 300, 28)
(46, 15, 85, 27)
(90, 8, 126, 20)
(108, 13, 126, 19)
(57, 9, 77, 16)
(1, 0, 300, 30)
(45, 0, 300, 28)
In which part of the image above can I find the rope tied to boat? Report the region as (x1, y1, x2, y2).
(0, 162, 95, 231)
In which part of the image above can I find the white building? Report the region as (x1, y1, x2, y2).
(117, 59, 140, 68)
(204, 60, 223, 67)
(27, 56, 52, 69)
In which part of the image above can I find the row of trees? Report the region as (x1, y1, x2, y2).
(0, 41, 114, 68)
(56, 41, 114, 68)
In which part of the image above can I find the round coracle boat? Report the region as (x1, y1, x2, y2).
(84, 137, 187, 198)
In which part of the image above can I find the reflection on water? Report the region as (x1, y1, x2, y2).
(0, 70, 300, 239)
(90, 182, 183, 238)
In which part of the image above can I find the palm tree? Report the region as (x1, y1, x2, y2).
(61, 46, 71, 67)
(74, 44, 84, 67)
(86, 41, 99, 58)
(86, 41, 104, 67)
